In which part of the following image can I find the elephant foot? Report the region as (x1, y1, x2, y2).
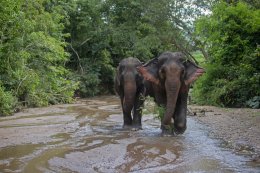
(161, 124, 175, 136)
(174, 127, 186, 134)
(131, 127, 142, 131)
(131, 124, 142, 131)
(174, 122, 187, 134)
(123, 124, 142, 131)
(123, 124, 133, 130)
(161, 130, 174, 137)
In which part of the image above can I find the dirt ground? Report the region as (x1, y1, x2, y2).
(188, 105, 260, 161)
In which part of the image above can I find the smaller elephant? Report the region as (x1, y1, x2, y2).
(114, 57, 145, 129)
(137, 52, 204, 134)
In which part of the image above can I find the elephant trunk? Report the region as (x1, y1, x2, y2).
(162, 76, 181, 127)
(123, 75, 137, 115)
(173, 89, 188, 133)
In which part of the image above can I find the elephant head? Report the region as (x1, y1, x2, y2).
(137, 52, 204, 134)
(114, 57, 145, 129)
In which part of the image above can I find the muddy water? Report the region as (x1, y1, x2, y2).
(0, 96, 259, 173)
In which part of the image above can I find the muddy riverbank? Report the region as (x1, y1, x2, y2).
(0, 96, 259, 172)
(189, 105, 260, 162)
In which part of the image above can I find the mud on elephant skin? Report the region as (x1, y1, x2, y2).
(114, 57, 145, 129)
(137, 52, 204, 135)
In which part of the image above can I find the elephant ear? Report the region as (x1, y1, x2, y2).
(136, 66, 160, 85)
(183, 60, 204, 86)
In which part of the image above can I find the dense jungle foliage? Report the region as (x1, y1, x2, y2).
(0, 0, 259, 116)
(0, 0, 78, 116)
(193, 1, 260, 108)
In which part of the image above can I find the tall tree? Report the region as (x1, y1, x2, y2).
(66, 0, 113, 96)
(67, 0, 214, 96)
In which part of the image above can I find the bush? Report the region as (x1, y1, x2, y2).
(246, 96, 260, 109)
(193, 57, 260, 108)
(0, 86, 17, 116)
(75, 72, 101, 97)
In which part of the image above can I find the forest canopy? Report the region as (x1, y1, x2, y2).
(0, 0, 259, 116)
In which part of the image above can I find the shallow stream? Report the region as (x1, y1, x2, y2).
(0, 96, 258, 172)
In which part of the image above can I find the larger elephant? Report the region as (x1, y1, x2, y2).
(114, 57, 145, 129)
(137, 52, 204, 134)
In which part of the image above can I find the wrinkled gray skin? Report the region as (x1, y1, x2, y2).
(138, 52, 204, 134)
(114, 57, 145, 129)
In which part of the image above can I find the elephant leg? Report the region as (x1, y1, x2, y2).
(123, 111, 132, 128)
(132, 92, 145, 129)
(173, 90, 188, 134)
(122, 97, 133, 128)
(123, 107, 133, 128)
(123, 110, 133, 128)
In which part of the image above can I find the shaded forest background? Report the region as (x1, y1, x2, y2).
(0, 0, 259, 116)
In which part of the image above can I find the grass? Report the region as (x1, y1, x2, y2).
(143, 96, 165, 121)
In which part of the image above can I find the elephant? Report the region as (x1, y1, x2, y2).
(114, 57, 145, 129)
(137, 52, 204, 134)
